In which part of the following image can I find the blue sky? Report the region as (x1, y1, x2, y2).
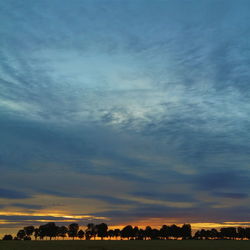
(0, 0, 250, 233)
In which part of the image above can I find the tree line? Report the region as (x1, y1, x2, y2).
(2, 222, 250, 240)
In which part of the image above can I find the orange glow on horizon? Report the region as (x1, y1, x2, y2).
(0, 212, 250, 234)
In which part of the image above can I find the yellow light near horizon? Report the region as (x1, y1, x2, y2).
(0, 212, 108, 221)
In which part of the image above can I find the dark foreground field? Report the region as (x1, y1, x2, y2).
(0, 240, 250, 250)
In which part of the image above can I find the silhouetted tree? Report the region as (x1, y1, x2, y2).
(96, 223, 108, 240)
(57, 226, 68, 240)
(77, 229, 85, 240)
(150, 229, 160, 240)
(24, 226, 34, 238)
(238, 227, 246, 240)
(245, 228, 250, 239)
(85, 223, 97, 240)
(47, 222, 58, 240)
(170, 224, 182, 239)
(145, 226, 152, 240)
(34, 228, 39, 240)
(200, 229, 207, 240)
(121, 225, 133, 240)
(133, 226, 139, 239)
(114, 228, 120, 239)
(138, 229, 145, 240)
(181, 224, 192, 239)
(2, 235, 13, 240)
(160, 225, 171, 240)
(107, 229, 114, 239)
(38, 225, 46, 240)
(68, 223, 79, 240)
(17, 229, 26, 240)
(220, 227, 237, 240)
(210, 229, 219, 239)
(194, 230, 201, 240)
(38, 223, 58, 240)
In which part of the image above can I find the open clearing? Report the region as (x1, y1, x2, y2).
(0, 240, 249, 250)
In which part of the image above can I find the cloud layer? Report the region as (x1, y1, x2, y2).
(0, 0, 250, 232)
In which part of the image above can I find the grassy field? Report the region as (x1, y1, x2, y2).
(0, 240, 250, 250)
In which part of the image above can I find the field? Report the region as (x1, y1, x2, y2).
(0, 240, 250, 250)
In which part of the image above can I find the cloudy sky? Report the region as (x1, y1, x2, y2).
(1, 0, 250, 234)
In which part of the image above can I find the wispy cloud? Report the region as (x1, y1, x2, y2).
(0, 0, 250, 230)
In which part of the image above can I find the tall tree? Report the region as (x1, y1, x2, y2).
(77, 229, 85, 240)
(46, 222, 58, 240)
(114, 229, 120, 240)
(181, 224, 192, 240)
(57, 226, 68, 240)
(107, 229, 114, 239)
(210, 229, 219, 239)
(68, 223, 79, 240)
(85, 223, 97, 240)
(170, 224, 181, 240)
(34, 228, 39, 240)
(38, 222, 58, 240)
(150, 229, 160, 240)
(24, 226, 35, 238)
(133, 226, 139, 240)
(220, 227, 237, 240)
(145, 226, 152, 240)
(238, 227, 246, 240)
(96, 223, 108, 240)
(160, 225, 171, 240)
(17, 229, 26, 240)
(121, 225, 133, 240)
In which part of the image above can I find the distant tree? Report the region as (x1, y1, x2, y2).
(114, 229, 120, 239)
(121, 225, 133, 240)
(170, 224, 182, 239)
(210, 229, 219, 239)
(96, 223, 108, 240)
(199, 229, 207, 240)
(85, 223, 97, 240)
(220, 227, 237, 240)
(38, 225, 46, 240)
(77, 229, 85, 240)
(2, 235, 13, 240)
(68, 223, 79, 240)
(17, 229, 26, 240)
(150, 229, 160, 240)
(38, 223, 58, 240)
(133, 226, 139, 239)
(34, 228, 39, 240)
(57, 226, 68, 240)
(245, 228, 250, 240)
(181, 224, 192, 239)
(238, 227, 246, 240)
(194, 230, 201, 240)
(24, 226, 35, 237)
(137, 229, 145, 240)
(145, 226, 152, 240)
(160, 225, 171, 240)
(46, 222, 58, 240)
(107, 229, 114, 239)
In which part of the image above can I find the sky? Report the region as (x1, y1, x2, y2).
(1, 0, 250, 235)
